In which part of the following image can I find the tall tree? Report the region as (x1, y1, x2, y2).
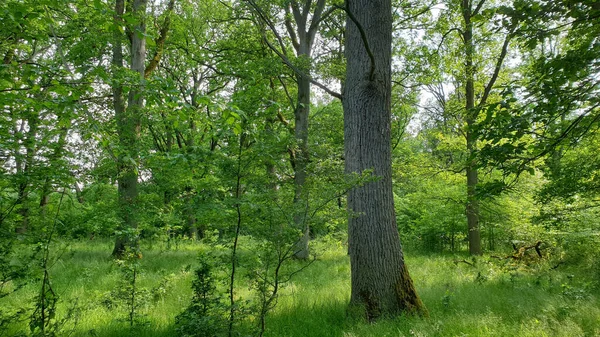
(425, 0, 519, 255)
(343, 0, 426, 319)
(245, 0, 337, 259)
(111, 0, 148, 257)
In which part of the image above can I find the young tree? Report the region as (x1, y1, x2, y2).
(424, 0, 520, 255)
(245, 0, 339, 259)
(343, 0, 426, 319)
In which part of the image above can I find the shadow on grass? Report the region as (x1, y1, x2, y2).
(263, 253, 600, 337)
(71, 323, 177, 337)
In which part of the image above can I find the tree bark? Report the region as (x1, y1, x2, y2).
(112, 0, 147, 257)
(462, 0, 482, 255)
(343, 0, 426, 320)
(292, 70, 310, 259)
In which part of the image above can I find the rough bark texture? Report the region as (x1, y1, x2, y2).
(343, 0, 426, 320)
(112, 0, 147, 257)
(462, 0, 482, 255)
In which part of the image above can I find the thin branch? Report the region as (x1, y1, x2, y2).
(245, 0, 341, 99)
(278, 75, 297, 111)
(263, 33, 341, 99)
(246, 0, 290, 57)
(472, 0, 486, 17)
(301, 0, 313, 24)
(394, 0, 436, 28)
(478, 27, 515, 108)
(44, 5, 73, 74)
(438, 27, 464, 51)
(284, 6, 300, 52)
(313, 5, 338, 27)
(144, 0, 175, 78)
(307, 0, 328, 43)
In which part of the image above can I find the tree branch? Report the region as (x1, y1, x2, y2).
(478, 27, 515, 108)
(438, 27, 464, 51)
(472, 0, 486, 17)
(284, 6, 300, 52)
(246, 0, 290, 57)
(144, 0, 175, 78)
(335, 3, 375, 81)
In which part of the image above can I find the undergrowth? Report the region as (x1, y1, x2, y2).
(0, 237, 598, 337)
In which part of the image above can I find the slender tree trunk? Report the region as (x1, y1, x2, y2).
(39, 127, 68, 217)
(74, 183, 84, 204)
(112, 0, 147, 257)
(184, 187, 201, 240)
(184, 80, 201, 240)
(344, 0, 426, 320)
(281, 0, 327, 259)
(15, 112, 39, 233)
(292, 69, 310, 259)
(462, 0, 482, 255)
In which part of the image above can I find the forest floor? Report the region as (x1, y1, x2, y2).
(2, 238, 599, 337)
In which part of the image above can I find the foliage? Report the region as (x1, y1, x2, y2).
(175, 252, 227, 337)
(1, 240, 597, 336)
(1, 0, 600, 334)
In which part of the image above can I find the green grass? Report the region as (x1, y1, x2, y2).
(2, 239, 599, 337)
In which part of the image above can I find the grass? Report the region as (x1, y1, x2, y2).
(1, 238, 599, 337)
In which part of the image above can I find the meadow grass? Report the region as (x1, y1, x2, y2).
(1, 238, 598, 337)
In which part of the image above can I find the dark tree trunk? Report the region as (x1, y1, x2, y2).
(462, 0, 482, 255)
(343, 0, 426, 320)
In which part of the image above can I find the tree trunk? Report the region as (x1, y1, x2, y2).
(185, 187, 201, 240)
(112, 0, 147, 257)
(292, 70, 310, 259)
(281, 0, 327, 259)
(462, 0, 482, 255)
(343, 0, 426, 320)
(39, 126, 68, 217)
(15, 111, 39, 233)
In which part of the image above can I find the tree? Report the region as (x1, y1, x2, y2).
(244, 0, 339, 259)
(343, 0, 426, 319)
(111, 0, 174, 256)
(422, 0, 521, 255)
(111, 0, 147, 257)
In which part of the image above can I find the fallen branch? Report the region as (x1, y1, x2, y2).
(453, 259, 476, 267)
(492, 241, 544, 260)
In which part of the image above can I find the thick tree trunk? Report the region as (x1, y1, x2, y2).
(112, 0, 147, 257)
(343, 0, 426, 320)
(462, 0, 482, 255)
